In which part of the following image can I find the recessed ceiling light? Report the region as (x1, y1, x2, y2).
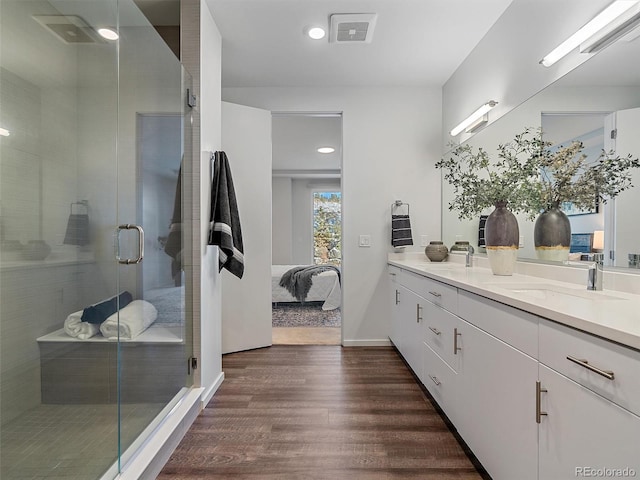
(0, 127, 10, 137)
(308, 27, 326, 40)
(317, 147, 335, 154)
(97, 28, 119, 40)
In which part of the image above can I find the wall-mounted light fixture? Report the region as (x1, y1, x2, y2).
(540, 1, 640, 67)
(449, 101, 498, 137)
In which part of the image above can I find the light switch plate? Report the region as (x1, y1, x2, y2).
(519, 235, 524, 248)
(359, 235, 371, 247)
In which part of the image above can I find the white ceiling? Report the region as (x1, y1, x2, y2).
(206, 0, 513, 88)
(272, 115, 342, 172)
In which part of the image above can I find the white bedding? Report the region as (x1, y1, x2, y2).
(272, 265, 341, 310)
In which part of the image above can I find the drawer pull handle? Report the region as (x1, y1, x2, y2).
(416, 304, 423, 323)
(428, 374, 441, 386)
(566, 355, 615, 380)
(429, 326, 441, 336)
(428, 291, 442, 298)
(536, 381, 548, 424)
(389, 272, 396, 276)
(395, 290, 400, 305)
(454, 327, 462, 355)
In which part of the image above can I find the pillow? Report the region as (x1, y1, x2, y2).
(81, 291, 133, 324)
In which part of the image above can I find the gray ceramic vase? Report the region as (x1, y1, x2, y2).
(534, 206, 571, 262)
(425, 241, 449, 262)
(485, 201, 519, 275)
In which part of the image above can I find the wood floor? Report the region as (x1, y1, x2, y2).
(158, 346, 489, 479)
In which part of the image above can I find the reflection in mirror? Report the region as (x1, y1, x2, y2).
(442, 28, 640, 272)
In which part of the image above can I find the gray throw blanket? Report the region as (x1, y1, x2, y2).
(208, 151, 244, 279)
(279, 265, 341, 303)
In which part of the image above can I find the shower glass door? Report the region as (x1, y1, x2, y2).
(0, 0, 193, 477)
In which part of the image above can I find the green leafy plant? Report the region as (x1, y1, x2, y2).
(435, 130, 542, 220)
(521, 129, 640, 213)
(437, 127, 640, 220)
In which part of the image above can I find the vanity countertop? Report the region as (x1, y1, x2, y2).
(388, 256, 640, 351)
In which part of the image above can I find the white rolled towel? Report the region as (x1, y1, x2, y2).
(64, 310, 100, 340)
(99, 300, 158, 340)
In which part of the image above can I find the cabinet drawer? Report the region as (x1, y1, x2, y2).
(401, 269, 458, 314)
(422, 343, 459, 426)
(423, 301, 461, 372)
(458, 290, 538, 358)
(388, 264, 402, 280)
(540, 319, 640, 417)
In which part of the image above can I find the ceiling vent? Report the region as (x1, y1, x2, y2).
(32, 15, 103, 44)
(329, 13, 377, 44)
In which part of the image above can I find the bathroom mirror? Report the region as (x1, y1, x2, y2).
(442, 29, 640, 271)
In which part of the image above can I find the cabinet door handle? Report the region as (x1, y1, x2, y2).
(428, 291, 442, 298)
(428, 374, 441, 386)
(566, 355, 615, 380)
(428, 326, 441, 336)
(453, 327, 462, 355)
(416, 304, 423, 323)
(389, 272, 396, 276)
(536, 381, 548, 424)
(395, 290, 400, 305)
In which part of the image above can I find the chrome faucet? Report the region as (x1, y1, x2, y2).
(587, 253, 604, 291)
(465, 245, 473, 267)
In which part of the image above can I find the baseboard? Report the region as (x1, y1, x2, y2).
(342, 339, 392, 347)
(201, 371, 225, 406)
(113, 387, 204, 480)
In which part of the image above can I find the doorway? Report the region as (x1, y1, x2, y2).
(270, 113, 343, 345)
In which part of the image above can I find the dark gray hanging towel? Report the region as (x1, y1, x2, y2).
(391, 214, 414, 247)
(208, 151, 244, 279)
(164, 164, 182, 281)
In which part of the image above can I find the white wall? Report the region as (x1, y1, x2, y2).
(442, 0, 612, 150)
(271, 177, 293, 264)
(197, 0, 223, 403)
(223, 87, 442, 345)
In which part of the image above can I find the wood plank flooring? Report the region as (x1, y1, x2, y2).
(158, 346, 489, 479)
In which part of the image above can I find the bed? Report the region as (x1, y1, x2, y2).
(271, 265, 341, 310)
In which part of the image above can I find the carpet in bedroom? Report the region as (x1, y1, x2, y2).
(272, 302, 341, 327)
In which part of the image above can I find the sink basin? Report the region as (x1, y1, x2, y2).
(416, 262, 464, 269)
(487, 283, 623, 302)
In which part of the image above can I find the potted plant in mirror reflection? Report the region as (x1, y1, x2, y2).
(513, 128, 640, 263)
(436, 132, 541, 276)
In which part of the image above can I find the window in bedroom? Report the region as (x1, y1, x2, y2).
(313, 191, 341, 266)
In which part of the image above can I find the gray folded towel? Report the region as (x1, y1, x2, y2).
(391, 214, 413, 247)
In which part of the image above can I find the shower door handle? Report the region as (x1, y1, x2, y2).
(116, 224, 145, 264)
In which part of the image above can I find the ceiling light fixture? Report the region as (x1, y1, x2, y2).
(0, 127, 10, 137)
(97, 27, 119, 40)
(449, 101, 498, 137)
(317, 147, 335, 154)
(540, 1, 640, 67)
(307, 27, 326, 40)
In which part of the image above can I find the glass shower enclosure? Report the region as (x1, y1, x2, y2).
(0, 0, 193, 478)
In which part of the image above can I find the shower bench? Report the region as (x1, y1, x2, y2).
(37, 326, 186, 404)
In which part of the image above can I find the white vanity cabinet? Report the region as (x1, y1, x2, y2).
(538, 319, 640, 479)
(388, 262, 640, 480)
(455, 294, 538, 480)
(538, 364, 640, 480)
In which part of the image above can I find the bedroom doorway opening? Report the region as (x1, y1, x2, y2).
(271, 112, 342, 345)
